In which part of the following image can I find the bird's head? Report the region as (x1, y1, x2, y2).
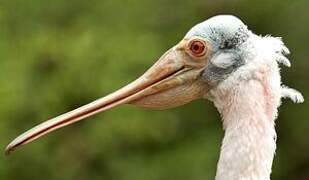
(131, 15, 251, 109)
(6, 15, 303, 155)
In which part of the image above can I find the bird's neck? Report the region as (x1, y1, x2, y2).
(211, 75, 281, 180)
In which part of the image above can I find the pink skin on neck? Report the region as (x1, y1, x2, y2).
(212, 66, 281, 180)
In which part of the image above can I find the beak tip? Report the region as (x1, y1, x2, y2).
(5, 142, 17, 156)
(4, 147, 12, 156)
(4, 148, 11, 156)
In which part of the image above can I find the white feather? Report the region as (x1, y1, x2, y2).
(281, 86, 304, 103)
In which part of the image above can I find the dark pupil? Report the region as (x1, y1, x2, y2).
(193, 44, 200, 51)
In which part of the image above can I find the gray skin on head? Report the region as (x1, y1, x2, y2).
(185, 15, 252, 85)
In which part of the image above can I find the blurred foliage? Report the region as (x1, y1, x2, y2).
(0, 0, 308, 180)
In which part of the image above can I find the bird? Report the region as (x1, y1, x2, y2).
(5, 15, 304, 180)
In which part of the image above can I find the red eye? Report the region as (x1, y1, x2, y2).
(189, 40, 207, 57)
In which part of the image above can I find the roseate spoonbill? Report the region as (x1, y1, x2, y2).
(5, 15, 304, 180)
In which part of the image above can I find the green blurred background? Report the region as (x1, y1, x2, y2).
(0, 0, 308, 179)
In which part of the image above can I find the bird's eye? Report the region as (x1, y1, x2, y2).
(189, 39, 207, 57)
